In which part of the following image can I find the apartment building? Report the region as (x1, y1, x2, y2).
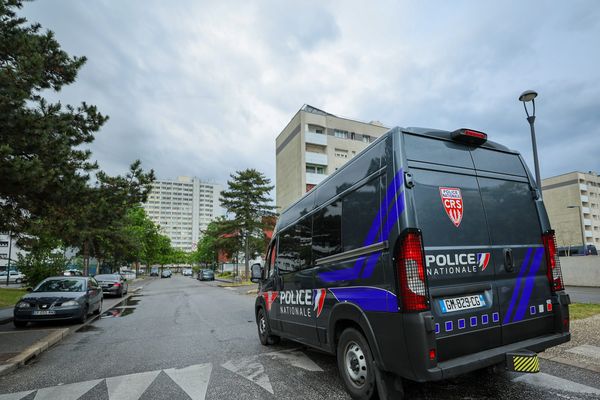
(143, 177, 224, 252)
(542, 171, 600, 247)
(276, 105, 389, 211)
(0, 232, 23, 271)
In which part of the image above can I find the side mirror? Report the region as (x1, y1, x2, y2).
(250, 263, 262, 283)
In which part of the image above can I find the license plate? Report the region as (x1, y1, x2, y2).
(439, 294, 485, 313)
(33, 310, 56, 316)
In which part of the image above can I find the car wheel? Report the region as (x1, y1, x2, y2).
(14, 320, 27, 328)
(78, 304, 89, 324)
(337, 328, 377, 400)
(94, 300, 102, 315)
(119, 288, 124, 297)
(257, 308, 280, 346)
(15, 278, 22, 284)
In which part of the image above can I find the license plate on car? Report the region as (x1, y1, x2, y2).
(33, 310, 55, 316)
(439, 294, 485, 313)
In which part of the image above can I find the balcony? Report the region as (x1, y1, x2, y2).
(579, 183, 588, 192)
(585, 230, 593, 238)
(581, 195, 589, 203)
(306, 172, 327, 185)
(305, 131, 327, 146)
(583, 207, 591, 214)
(584, 219, 592, 226)
(305, 151, 328, 165)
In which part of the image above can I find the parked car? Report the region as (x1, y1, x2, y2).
(182, 268, 193, 277)
(119, 269, 136, 281)
(161, 269, 172, 278)
(94, 274, 128, 297)
(63, 269, 83, 276)
(150, 266, 160, 276)
(0, 270, 25, 284)
(197, 269, 215, 281)
(557, 245, 598, 256)
(13, 276, 103, 327)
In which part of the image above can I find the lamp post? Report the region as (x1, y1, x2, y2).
(566, 205, 586, 247)
(519, 90, 542, 197)
(5, 232, 12, 286)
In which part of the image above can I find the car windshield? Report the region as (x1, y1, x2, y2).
(95, 274, 119, 281)
(34, 279, 85, 293)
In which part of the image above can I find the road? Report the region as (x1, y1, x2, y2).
(0, 276, 599, 399)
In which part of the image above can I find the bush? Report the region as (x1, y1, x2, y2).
(17, 252, 68, 288)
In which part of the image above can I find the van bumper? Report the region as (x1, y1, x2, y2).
(417, 332, 570, 382)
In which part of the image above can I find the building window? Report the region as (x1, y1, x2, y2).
(362, 135, 371, 143)
(334, 130, 348, 139)
(306, 164, 326, 174)
(334, 149, 348, 158)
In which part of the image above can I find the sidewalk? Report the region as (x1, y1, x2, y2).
(0, 278, 148, 377)
(540, 313, 600, 373)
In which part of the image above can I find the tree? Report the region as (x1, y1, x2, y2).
(0, 0, 107, 234)
(220, 169, 276, 278)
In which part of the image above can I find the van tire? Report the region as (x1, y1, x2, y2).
(257, 308, 280, 345)
(337, 328, 377, 400)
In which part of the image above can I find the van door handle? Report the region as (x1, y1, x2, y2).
(504, 248, 514, 272)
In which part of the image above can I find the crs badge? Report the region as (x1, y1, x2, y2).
(439, 187, 463, 227)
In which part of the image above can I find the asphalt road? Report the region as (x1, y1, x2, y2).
(0, 276, 599, 399)
(566, 286, 600, 304)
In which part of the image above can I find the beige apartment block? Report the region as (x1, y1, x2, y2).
(143, 176, 224, 252)
(276, 105, 389, 211)
(542, 171, 600, 247)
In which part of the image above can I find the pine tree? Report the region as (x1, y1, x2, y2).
(219, 169, 276, 279)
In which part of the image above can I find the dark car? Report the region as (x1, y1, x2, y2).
(13, 277, 103, 328)
(161, 269, 172, 278)
(95, 274, 128, 297)
(197, 269, 215, 281)
(150, 267, 160, 277)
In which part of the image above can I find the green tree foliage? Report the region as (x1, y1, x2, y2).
(219, 169, 276, 278)
(0, 0, 107, 234)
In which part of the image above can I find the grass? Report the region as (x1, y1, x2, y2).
(570, 303, 600, 320)
(0, 288, 28, 308)
(218, 281, 255, 287)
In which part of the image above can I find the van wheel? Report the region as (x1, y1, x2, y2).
(337, 328, 376, 400)
(257, 308, 279, 345)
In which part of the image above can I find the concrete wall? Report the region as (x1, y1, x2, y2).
(560, 256, 600, 287)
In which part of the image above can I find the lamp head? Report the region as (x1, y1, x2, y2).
(519, 90, 538, 102)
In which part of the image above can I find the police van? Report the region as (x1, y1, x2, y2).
(251, 127, 570, 399)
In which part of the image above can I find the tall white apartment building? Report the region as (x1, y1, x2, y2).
(276, 105, 389, 211)
(0, 232, 24, 271)
(143, 177, 224, 252)
(542, 171, 600, 247)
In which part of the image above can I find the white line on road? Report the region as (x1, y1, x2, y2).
(106, 370, 161, 400)
(164, 363, 212, 400)
(0, 390, 34, 400)
(34, 379, 102, 400)
(263, 349, 323, 372)
(566, 344, 600, 361)
(513, 372, 600, 395)
(222, 356, 273, 394)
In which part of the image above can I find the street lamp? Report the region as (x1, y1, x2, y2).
(518, 90, 542, 197)
(5, 232, 12, 286)
(566, 205, 586, 247)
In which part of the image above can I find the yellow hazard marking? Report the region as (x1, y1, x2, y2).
(513, 355, 539, 372)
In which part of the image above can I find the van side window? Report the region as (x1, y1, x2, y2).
(313, 200, 342, 260)
(342, 176, 381, 252)
(267, 240, 277, 278)
(276, 217, 312, 273)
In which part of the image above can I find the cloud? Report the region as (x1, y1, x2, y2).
(20, 0, 600, 192)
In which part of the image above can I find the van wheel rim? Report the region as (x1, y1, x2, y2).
(259, 315, 266, 335)
(344, 341, 367, 387)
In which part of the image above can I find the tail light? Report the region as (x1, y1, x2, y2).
(542, 231, 564, 292)
(113, 282, 121, 287)
(396, 230, 430, 312)
(451, 128, 488, 145)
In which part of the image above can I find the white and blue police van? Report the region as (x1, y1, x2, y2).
(251, 127, 570, 399)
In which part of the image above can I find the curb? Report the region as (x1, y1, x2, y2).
(540, 352, 600, 373)
(0, 287, 143, 377)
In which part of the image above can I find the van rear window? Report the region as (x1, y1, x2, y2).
(471, 148, 527, 177)
(404, 133, 474, 169)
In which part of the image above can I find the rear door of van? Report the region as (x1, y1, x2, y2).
(403, 132, 553, 361)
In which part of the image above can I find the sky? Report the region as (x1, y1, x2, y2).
(20, 0, 600, 190)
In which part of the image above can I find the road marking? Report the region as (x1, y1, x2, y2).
(222, 356, 273, 394)
(0, 390, 34, 400)
(106, 370, 160, 400)
(264, 349, 323, 372)
(513, 372, 600, 395)
(34, 379, 102, 400)
(566, 344, 600, 361)
(164, 363, 212, 400)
